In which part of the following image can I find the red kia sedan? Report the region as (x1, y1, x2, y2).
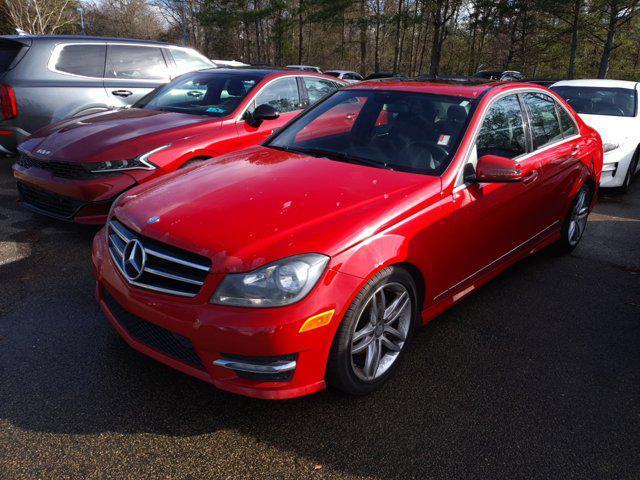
(92, 80, 603, 399)
(13, 69, 345, 223)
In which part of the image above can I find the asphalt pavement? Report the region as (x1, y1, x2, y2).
(0, 160, 638, 479)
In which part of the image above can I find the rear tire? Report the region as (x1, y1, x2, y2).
(326, 266, 418, 396)
(554, 184, 592, 254)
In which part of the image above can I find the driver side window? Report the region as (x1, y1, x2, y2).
(457, 94, 526, 187)
(249, 77, 301, 114)
(476, 94, 526, 159)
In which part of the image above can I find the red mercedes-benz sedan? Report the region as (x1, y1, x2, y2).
(13, 69, 345, 223)
(92, 80, 603, 399)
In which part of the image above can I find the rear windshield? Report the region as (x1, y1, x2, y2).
(268, 89, 476, 176)
(143, 71, 262, 117)
(552, 85, 637, 117)
(0, 45, 22, 71)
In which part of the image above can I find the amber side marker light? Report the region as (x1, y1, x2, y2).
(299, 310, 335, 333)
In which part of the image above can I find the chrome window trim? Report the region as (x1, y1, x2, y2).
(453, 87, 583, 189)
(48, 42, 172, 82)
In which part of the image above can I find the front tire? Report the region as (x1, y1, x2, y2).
(619, 148, 639, 194)
(555, 184, 592, 254)
(326, 266, 418, 395)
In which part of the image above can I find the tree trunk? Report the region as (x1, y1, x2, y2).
(568, 0, 581, 79)
(393, 0, 404, 72)
(298, 0, 304, 64)
(374, 0, 381, 72)
(598, 5, 617, 79)
(360, 0, 367, 73)
(429, 14, 442, 75)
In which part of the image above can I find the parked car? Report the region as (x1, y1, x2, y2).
(286, 65, 323, 74)
(552, 79, 640, 192)
(211, 59, 250, 68)
(0, 35, 215, 156)
(472, 69, 523, 81)
(92, 80, 602, 399)
(324, 70, 363, 83)
(14, 69, 346, 223)
(364, 72, 406, 80)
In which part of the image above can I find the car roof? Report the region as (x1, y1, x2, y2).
(187, 67, 334, 78)
(343, 79, 506, 98)
(552, 79, 639, 89)
(0, 34, 175, 46)
(326, 70, 358, 74)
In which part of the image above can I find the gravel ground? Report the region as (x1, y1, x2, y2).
(0, 160, 638, 480)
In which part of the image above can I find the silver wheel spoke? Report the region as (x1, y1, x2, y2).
(384, 324, 406, 341)
(364, 340, 381, 378)
(352, 332, 375, 355)
(352, 324, 374, 343)
(383, 291, 409, 325)
(381, 335, 402, 352)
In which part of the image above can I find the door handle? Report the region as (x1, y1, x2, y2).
(522, 169, 539, 184)
(111, 90, 133, 97)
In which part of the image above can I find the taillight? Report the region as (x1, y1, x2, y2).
(0, 83, 18, 120)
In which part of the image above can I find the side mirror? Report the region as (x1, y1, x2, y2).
(245, 103, 280, 127)
(471, 154, 524, 183)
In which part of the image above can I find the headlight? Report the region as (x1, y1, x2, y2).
(603, 142, 620, 153)
(211, 253, 330, 307)
(90, 144, 171, 173)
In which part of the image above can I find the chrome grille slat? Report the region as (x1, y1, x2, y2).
(107, 219, 211, 298)
(145, 247, 210, 272)
(144, 266, 204, 286)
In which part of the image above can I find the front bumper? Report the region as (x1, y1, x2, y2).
(92, 230, 362, 399)
(12, 162, 138, 224)
(600, 146, 636, 188)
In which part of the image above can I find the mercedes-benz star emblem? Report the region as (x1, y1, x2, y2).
(147, 216, 160, 224)
(122, 239, 146, 281)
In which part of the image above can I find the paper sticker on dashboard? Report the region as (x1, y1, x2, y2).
(437, 134, 451, 146)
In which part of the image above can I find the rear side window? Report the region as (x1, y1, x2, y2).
(477, 94, 526, 159)
(106, 45, 168, 80)
(54, 44, 106, 77)
(170, 48, 213, 75)
(303, 77, 339, 104)
(523, 92, 563, 149)
(0, 45, 22, 71)
(557, 106, 578, 137)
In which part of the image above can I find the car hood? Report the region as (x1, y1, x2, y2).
(113, 146, 442, 274)
(22, 108, 221, 163)
(578, 113, 637, 143)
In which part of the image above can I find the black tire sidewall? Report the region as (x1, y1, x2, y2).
(326, 266, 419, 396)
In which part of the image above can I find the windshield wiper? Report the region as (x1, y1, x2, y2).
(274, 146, 391, 170)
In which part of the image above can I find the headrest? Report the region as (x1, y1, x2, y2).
(447, 105, 467, 123)
(226, 79, 245, 97)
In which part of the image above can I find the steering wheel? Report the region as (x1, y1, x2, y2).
(404, 141, 449, 170)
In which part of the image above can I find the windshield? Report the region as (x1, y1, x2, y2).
(325, 72, 340, 78)
(0, 45, 22, 71)
(143, 72, 262, 117)
(552, 86, 637, 117)
(267, 89, 475, 176)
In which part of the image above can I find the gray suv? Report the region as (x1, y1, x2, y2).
(0, 35, 215, 156)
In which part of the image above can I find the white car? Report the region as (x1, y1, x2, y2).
(210, 59, 250, 68)
(286, 65, 322, 74)
(324, 70, 363, 83)
(552, 79, 640, 191)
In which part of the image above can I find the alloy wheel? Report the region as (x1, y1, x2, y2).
(567, 189, 589, 247)
(350, 282, 412, 381)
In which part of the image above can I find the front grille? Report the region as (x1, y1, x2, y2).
(108, 219, 211, 298)
(17, 181, 83, 218)
(103, 290, 205, 370)
(17, 153, 93, 180)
